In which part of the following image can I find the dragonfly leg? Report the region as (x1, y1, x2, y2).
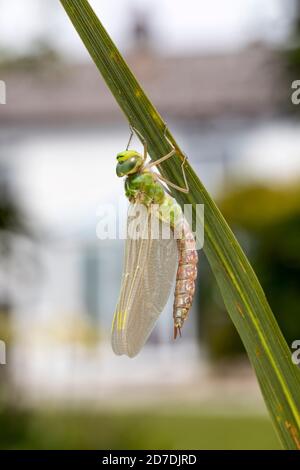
(151, 156, 189, 194)
(155, 172, 189, 194)
(129, 123, 189, 193)
(146, 149, 177, 169)
(146, 125, 177, 169)
(147, 125, 190, 194)
(126, 127, 134, 151)
(129, 125, 148, 162)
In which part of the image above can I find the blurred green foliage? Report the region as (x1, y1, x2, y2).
(0, 408, 31, 449)
(0, 408, 280, 450)
(198, 183, 300, 359)
(0, 41, 60, 72)
(287, 0, 300, 73)
(284, 0, 300, 113)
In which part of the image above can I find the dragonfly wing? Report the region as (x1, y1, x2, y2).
(111, 205, 178, 357)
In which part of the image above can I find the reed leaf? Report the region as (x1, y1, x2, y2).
(60, 0, 300, 449)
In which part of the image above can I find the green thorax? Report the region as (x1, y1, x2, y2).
(125, 171, 165, 206)
(125, 170, 182, 227)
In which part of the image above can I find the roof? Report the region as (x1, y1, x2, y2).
(0, 45, 286, 124)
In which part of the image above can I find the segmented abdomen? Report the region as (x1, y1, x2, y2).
(173, 220, 198, 338)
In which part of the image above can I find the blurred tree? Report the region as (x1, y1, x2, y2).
(198, 183, 300, 360)
(0, 167, 26, 235)
(0, 165, 28, 400)
(285, 0, 300, 105)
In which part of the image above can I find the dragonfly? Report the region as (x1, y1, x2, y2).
(111, 127, 198, 357)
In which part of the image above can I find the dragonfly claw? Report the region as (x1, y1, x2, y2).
(174, 325, 182, 340)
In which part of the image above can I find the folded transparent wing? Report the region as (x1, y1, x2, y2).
(111, 204, 178, 357)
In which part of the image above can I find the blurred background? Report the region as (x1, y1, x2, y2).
(0, 0, 299, 450)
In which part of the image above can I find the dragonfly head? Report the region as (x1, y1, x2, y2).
(116, 150, 143, 177)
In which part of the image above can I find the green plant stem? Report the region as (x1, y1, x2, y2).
(60, 0, 300, 449)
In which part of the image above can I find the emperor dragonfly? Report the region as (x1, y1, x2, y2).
(111, 127, 198, 357)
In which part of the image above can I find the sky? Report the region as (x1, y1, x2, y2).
(0, 0, 296, 58)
